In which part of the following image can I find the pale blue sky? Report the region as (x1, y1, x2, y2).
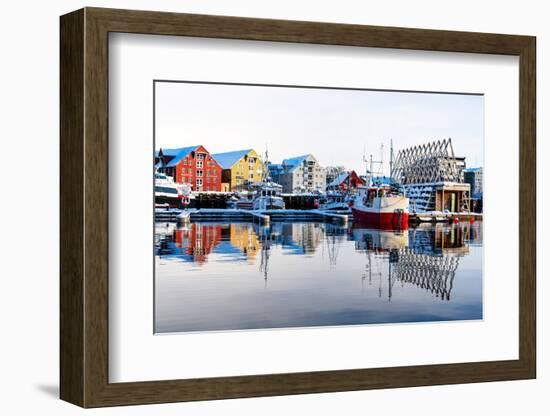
(155, 81, 484, 175)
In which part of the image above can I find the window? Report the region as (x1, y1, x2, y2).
(196, 178, 203, 186)
(197, 160, 203, 168)
(197, 170, 203, 177)
(196, 153, 206, 160)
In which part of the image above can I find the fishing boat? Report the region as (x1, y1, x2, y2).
(227, 148, 285, 210)
(351, 142, 409, 230)
(352, 185, 409, 229)
(252, 182, 285, 210)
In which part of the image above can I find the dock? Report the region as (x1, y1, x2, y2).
(409, 212, 483, 224)
(153, 208, 349, 225)
(156, 207, 481, 226)
(154, 209, 182, 222)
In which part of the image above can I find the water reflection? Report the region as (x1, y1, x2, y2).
(155, 221, 483, 333)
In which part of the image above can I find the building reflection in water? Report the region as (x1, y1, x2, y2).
(353, 222, 478, 301)
(155, 220, 483, 332)
(155, 222, 326, 264)
(156, 222, 222, 264)
(155, 220, 482, 301)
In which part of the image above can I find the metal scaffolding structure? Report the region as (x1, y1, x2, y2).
(392, 138, 462, 185)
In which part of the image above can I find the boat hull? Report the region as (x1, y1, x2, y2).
(253, 197, 285, 211)
(155, 194, 182, 209)
(351, 207, 409, 230)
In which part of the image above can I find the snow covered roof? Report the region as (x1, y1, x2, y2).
(211, 149, 254, 169)
(158, 145, 200, 167)
(371, 176, 393, 186)
(328, 172, 349, 187)
(282, 154, 312, 172)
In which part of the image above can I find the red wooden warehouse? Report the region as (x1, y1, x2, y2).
(155, 145, 222, 191)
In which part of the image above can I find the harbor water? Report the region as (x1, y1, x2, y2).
(155, 221, 483, 333)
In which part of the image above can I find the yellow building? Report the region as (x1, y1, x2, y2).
(212, 149, 263, 191)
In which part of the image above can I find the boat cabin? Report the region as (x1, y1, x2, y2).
(358, 186, 401, 207)
(259, 188, 280, 197)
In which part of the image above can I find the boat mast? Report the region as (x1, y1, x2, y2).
(262, 146, 270, 183)
(363, 143, 384, 187)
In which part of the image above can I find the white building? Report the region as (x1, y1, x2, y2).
(269, 154, 326, 193)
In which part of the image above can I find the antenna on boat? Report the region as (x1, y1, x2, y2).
(380, 143, 384, 174)
(390, 139, 394, 179)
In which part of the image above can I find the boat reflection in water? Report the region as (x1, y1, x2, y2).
(155, 221, 483, 333)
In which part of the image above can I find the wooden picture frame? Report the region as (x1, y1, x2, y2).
(60, 7, 536, 408)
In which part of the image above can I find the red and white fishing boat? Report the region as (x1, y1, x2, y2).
(351, 142, 409, 230)
(351, 185, 409, 230)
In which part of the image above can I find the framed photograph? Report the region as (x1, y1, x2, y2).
(60, 7, 536, 407)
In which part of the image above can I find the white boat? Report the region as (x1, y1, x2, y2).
(318, 192, 352, 211)
(252, 182, 285, 210)
(226, 191, 255, 209)
(154, 172, 192, 208)
(247, 148, 286, 211)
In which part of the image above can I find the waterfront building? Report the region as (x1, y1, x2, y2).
(211, 149, 263, 191)
(267, 162, 284, 183)
(326, 170, 366, 191)
(464, 167, 483, 212)
(155, 145, 222, 191)
(464, 167, 483, 196)
(392, 138, 471, 213)
(269, 154, 326, 193)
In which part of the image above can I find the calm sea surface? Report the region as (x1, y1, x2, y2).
(155, 221, 483, 333)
